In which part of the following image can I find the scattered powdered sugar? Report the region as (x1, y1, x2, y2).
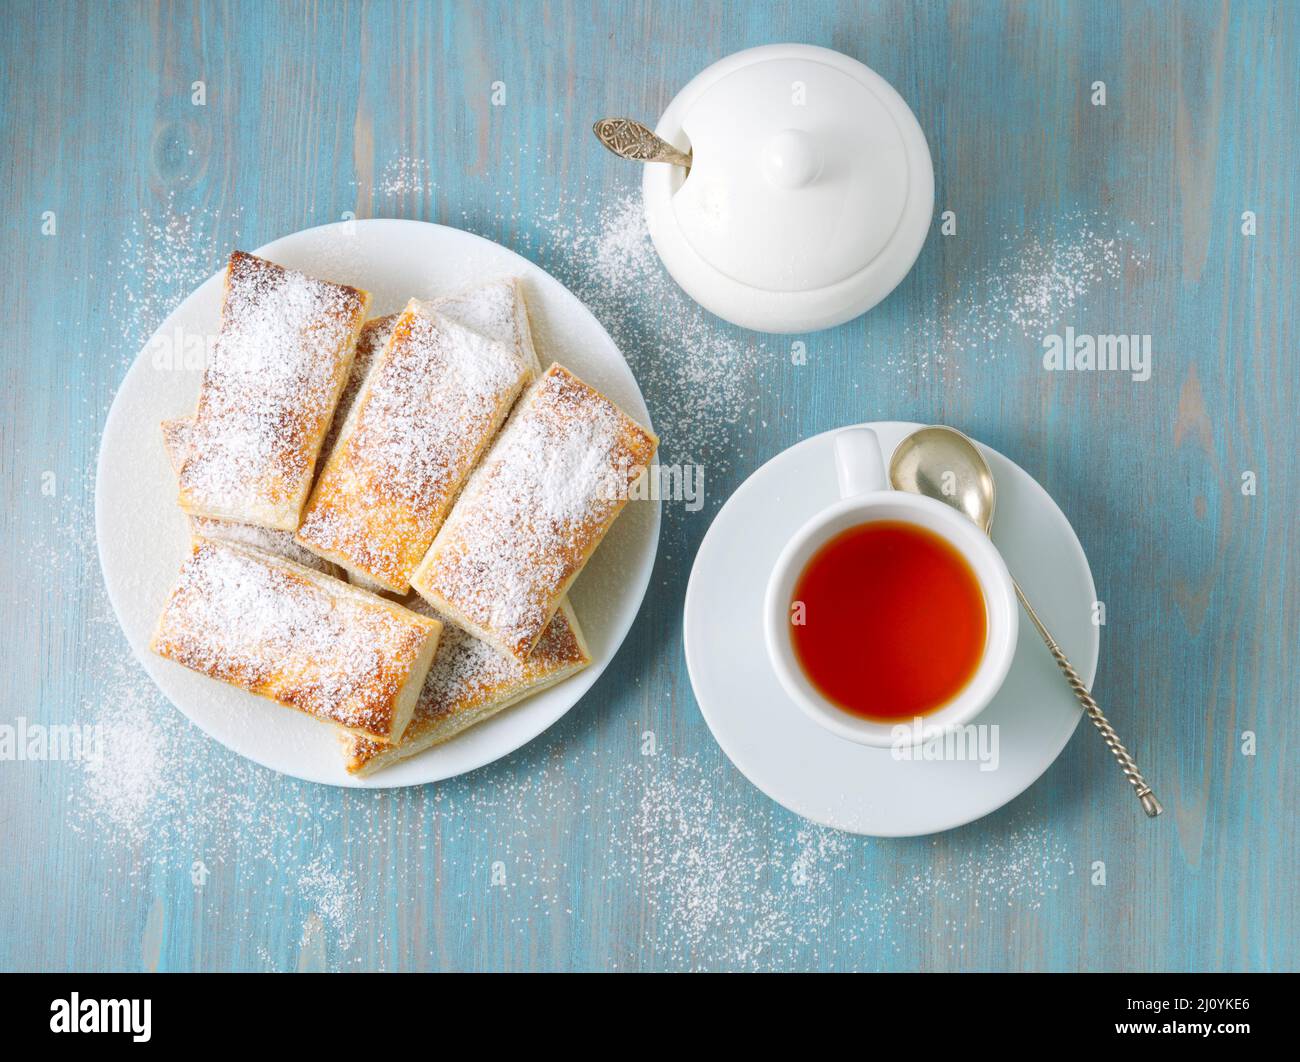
(96, 194, 242, 353)
(996, 218, 1138, 332)
(466, 191, 1147, 459)
(373, 155, 434, 199)
(879, 212, 1149, 380)
(63, 629, 1078, 971)
(633, 757, 849, 968)
(629, 755, 1076, 969)
(78, 675, 170, 838)
(521, 194, 767, 475)
(856, 824, 1078, 946)
(297, 851, 362, 952)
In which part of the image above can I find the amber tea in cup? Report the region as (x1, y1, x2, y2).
(788, 520, 987, 721)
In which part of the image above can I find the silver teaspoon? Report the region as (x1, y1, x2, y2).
(889, 425, 1163, 818)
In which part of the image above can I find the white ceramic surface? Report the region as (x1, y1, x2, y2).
(684, 422, 1098, 837)
(763, 427, 1018, 748)
(644, 44, 935, 333)
(96, 219, 661, 788)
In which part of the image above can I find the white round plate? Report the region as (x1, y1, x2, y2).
(683, 422, 1097, 837)
(97, 220, 660, 788)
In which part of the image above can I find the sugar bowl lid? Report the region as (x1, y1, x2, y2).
(643, 44, 934, 334)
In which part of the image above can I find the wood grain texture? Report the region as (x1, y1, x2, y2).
(0, 0, 1296, 972)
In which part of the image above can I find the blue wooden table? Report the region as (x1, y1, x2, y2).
(2, 0, 1296, 972)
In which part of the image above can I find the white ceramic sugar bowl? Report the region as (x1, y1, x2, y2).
(643, 43, 934, 334)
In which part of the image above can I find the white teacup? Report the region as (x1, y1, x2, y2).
(763, 427, 1018, 748)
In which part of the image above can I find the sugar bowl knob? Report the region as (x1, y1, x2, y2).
(760, 128, 823, 189)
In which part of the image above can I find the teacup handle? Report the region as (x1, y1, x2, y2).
(833, 428, 887, 498)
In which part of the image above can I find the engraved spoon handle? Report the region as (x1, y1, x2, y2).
(593, 117, 692, 169)
(1013, 582, 1163, 817)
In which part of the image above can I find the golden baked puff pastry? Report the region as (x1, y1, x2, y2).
(150, 537, 441, 744)
(410, 363, 658, 661)
(341, 599, 591, 776)
(176, 252, 371, 531)
(295, 299, 531, 593)
(316, 288, 533, 597)
(160, 417, 343, 578)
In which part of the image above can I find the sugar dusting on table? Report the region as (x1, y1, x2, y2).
(96, 193, 243, 352)
(886, 211, 1148, 380)
(523, 194, 767, 476)
(629, 755, 1075, 969)
(374, 155, 434, 199)
(458, 191, 1147, 469)
(297, 850, 362, 952)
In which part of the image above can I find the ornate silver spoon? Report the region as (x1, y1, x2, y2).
(889, 425, 1163, 817)
(592, 118, 692, 171)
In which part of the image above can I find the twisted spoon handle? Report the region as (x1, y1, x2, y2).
(1013, 583, 1163, 817)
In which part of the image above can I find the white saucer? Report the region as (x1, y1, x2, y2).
(96, 220, 660, 788)
(683, 422, 1097, 837)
